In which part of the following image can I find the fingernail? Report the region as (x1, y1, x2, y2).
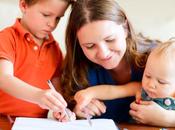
(136, 99, 140, 104)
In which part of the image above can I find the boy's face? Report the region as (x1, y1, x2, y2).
(20, 0, 68, 43)
(142, 52, 175, 98)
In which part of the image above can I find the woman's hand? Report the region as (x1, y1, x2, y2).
(73, 99, 106, 119)
(74, 88, 94, 109)
(129, 100, 174, 127)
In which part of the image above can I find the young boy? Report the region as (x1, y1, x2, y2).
(75, 40, 175, 111)
(0, 0, 75, 121)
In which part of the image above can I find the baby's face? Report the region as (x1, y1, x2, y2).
(142, 52, 175, 98)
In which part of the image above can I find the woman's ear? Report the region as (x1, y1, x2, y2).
(19, 0, 28, 14)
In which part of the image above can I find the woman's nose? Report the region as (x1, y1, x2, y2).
(97, 43, 110, 59)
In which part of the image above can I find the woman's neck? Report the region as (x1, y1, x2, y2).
(110, 58, 131, 84)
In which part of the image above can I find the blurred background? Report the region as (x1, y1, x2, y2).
(0, 0, 175, 54)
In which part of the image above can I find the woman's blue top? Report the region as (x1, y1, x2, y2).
(87, 65, 143, 122)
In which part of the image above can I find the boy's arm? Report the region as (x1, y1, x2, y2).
(74, 82, 141, 109)
(0, 59, 67, 111)
(0, 59, 41, 102)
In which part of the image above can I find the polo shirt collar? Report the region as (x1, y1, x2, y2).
(13, 18, 55, 45)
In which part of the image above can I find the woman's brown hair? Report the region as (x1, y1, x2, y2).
(61, 0, 148, 109)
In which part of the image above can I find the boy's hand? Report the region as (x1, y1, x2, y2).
(53, 109, 76, 122)
(37, 89, 67, 112)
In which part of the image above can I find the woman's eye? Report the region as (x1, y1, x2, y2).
(85, 44, 94, 49)
(106, 39, 115, 43)
(145, 74, 151, 79)
(42, 13, 50, 17)
(86, 45, 94, 49)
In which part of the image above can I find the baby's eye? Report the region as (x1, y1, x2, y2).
(158, 80, 167, 85)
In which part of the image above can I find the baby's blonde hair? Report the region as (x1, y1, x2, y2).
(151, 40, 175, 67)
(153, 40, 175, 56)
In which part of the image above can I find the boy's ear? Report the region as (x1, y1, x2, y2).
(19, 0, 28, 13)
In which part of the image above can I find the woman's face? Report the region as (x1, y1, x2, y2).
(77, 20, 127, 69)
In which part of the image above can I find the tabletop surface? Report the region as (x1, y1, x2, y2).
(1, 118, 175, 130)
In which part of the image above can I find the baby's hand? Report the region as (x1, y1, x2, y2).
(135, 90, 142, 104)
(74, 89, 94, 109)
(53, 108, 76, 122)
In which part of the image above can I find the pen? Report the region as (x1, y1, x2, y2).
(84, 108, 92, 127)
(86, 114, 92, 127)
(47, 80, 56, 91)
(7, 115, 14, 124)
(47, 80, 71, 121)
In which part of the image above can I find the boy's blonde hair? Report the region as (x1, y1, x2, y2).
(24, 0, 73, 6)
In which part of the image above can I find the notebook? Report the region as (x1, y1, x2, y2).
(12, 117, 119, 130)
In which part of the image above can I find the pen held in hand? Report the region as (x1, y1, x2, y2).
(47, 80, 56, 91)
(86, 114, 92, 127)
(47, 80, 71, 121)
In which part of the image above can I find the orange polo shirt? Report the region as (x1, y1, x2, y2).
(0, 19, 63, 118)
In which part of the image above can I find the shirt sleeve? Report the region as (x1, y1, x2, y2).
(0, 28, 16, 63)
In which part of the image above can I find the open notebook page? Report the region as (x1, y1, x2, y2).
(12, 117, 119, 130)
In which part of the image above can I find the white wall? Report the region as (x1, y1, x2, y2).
(117, 0, 175, 41)
(1, 0, 175, 54)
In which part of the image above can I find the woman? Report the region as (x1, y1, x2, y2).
(60, 0, 147, 123)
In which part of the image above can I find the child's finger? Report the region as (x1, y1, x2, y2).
(46, 96, 64, 111)
(139, 100, 152, 105)
(135, 91, 141, 104)
(53, 112, 61, 120)
(65, 108, 76, 121)
(45, 91, 67, 111)
(52, 91, 67, 107)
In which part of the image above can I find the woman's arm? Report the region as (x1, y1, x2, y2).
(130, 100, 175, 127)
(74, 82, 141, 109)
